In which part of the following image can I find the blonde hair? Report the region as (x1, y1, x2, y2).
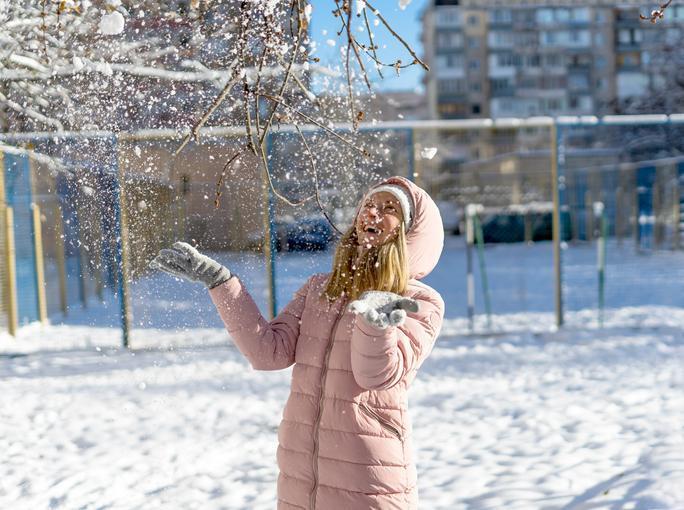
(324, 223, 409, 302)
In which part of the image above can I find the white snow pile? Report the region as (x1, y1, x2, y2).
(2, 241, 684, 507)
(1, 320, 682, 509)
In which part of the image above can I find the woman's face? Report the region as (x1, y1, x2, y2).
(355, 191, 404, 250)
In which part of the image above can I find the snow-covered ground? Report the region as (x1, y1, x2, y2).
(1, 239, 684, 509)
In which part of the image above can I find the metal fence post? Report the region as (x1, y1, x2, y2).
(264, 131, 277, 319)
(0, 149, 9, 335)
(54, 204, 68, 315)
(4, 206, 18, 336)
(673, 167, 681, 250)
(31, 203, 48, 325)
(27, 148, 48, 325)
(595, 202, 607, 327)
(112, 136, 132, 348)
(550, 121, 565, 328)
(465, 208, 475, 331)
(472, 212, 492, 329)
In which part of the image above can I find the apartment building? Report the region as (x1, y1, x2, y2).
(423, 0, 684, 120)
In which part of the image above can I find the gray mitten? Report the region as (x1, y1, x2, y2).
(150, 241, 232, 289)
(349, 291, 419, 329)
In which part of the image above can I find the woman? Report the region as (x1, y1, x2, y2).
(151, 176, 445, 509)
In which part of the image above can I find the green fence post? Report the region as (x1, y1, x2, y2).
(472, 211, 492, 330)
(594, 202, 608, 328)
(264, 131, 277, 319)
(111, 136, 132, 348)
(551, 122, 565, 328)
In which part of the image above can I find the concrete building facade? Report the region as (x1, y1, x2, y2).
(423, 0, 684, 120)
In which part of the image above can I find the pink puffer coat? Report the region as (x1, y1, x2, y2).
(209, 176, 445, 509)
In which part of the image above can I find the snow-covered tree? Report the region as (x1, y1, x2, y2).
(2, 1, 431, 221)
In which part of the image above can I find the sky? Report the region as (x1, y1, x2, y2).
(309, 0, 430, 93)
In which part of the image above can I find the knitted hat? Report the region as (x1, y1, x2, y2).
(367, 184, 414, 232)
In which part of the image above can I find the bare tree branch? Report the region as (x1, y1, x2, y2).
(295, 123, 344, 235)
(640, 0, 673, 23)
(364, 1, 429, 71)
(214, 150, 245, 208)
(259, 93, 370, 158)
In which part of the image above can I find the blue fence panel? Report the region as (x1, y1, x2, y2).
(601, 170, 617, 236)
(574, 172, 588, 241)
(3, 153, 39, 325)
(95, 166, 120, 291)
(56, 172, 86, 308)
(636, 165, 656, 250)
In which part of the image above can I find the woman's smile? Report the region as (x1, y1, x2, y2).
(356, 191, 403, 250)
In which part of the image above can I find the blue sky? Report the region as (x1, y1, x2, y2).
(309, 0, 429, 93)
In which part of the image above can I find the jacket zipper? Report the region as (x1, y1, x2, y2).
(309, 306, 345, 510)
(359, 402, 403, 440)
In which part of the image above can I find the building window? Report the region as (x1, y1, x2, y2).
(571, 7, 590, 23)
(438, 79, 465, 94)
(438, 102, 467, 117)
(437, 54, 464, 69)
(618, 28, 643, 45)
(496, 53, 519, 67)
(618, 52, 641, 67)
(569, 54, 591, 67)
(490, 78, 511, 91)
(568, 74, 590, 90)
(470, 82, 482, 92)
(437, 7, 460, 26)
(467, 37, 480, 49)
(537, 8, 554, 24)
(541, 31, 555, 45)
(547, 98, 562, 111)
(488, 31, 514, 47)
(519, 77, 537, 89)
(490, 9, 512, 24)
(469, 59, 481, 70)
(556, 9, 570, 23)
(437, 31, 463, 49)
(468, 15, 479, 26)
(545, 54, 562, 66)
(472, 104, 481, 114)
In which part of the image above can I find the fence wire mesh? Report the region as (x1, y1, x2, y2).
(3, 119, 684, 342)
(0, 152, 7, 333)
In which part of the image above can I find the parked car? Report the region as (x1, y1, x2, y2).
(282, 217, 334, 251)
(480, 212, 571, 243)
(248, 216, 334, 252)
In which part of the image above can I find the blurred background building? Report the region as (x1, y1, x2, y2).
(418, 0, 684, 218)
(422, 0, 684, 120)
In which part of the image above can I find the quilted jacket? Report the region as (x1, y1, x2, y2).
(209, 176, 445, 509)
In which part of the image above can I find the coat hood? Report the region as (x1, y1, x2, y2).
(366, 176, 444, 280)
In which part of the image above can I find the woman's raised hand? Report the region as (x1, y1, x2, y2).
(349, 291, 419, 329)
(150, 241, 232, 289)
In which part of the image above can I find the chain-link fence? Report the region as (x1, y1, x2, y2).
(412, 118, 684, 330)
(3, 116, 684, 344)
